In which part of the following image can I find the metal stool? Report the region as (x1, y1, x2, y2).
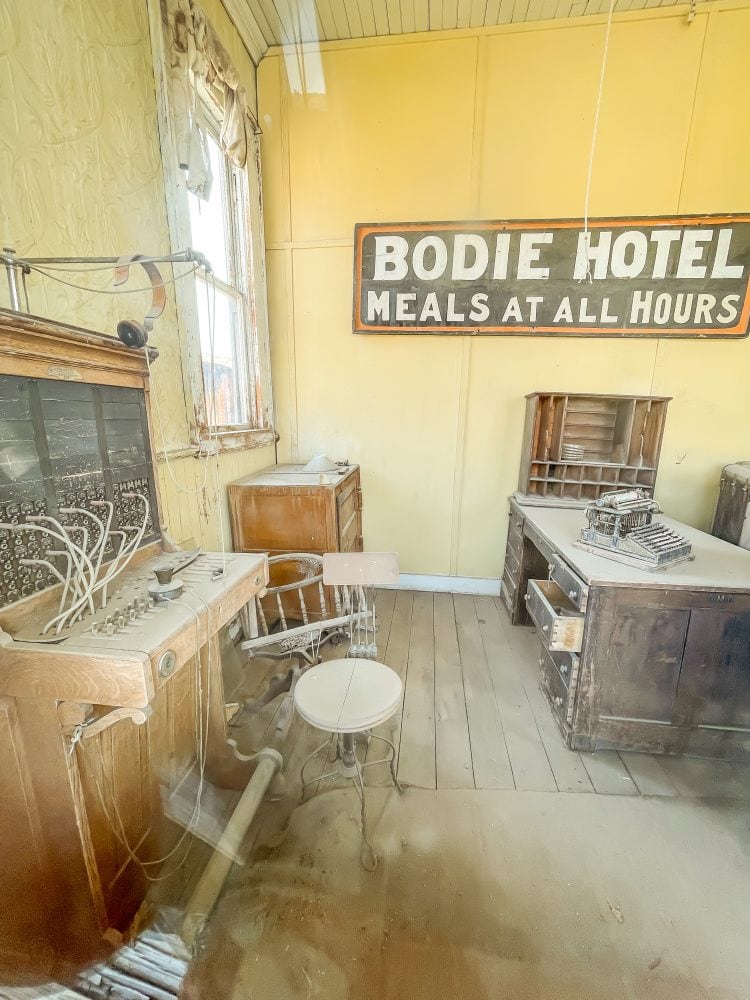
(294, 657, 403, 870)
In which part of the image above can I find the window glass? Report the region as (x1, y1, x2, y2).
(195, 273, 250, 427)
(187, 114, 253, 429)
(187, 136, 230, 284)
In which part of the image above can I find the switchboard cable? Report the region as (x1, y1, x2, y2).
(75, 495, 150, 613)
(46, 549, 74, 612)
(43, 494, 150, 633)
(56, 524, 92, 610)
(580, 0, 616, 283)
(27, 515, 96, 597)
(0, 521, 97, 619)
(80, 596, 212, 883)
(56, 507, 110, 624)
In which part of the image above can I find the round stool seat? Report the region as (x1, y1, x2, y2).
(294, 658, 403, 734)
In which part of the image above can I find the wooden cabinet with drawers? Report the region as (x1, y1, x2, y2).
(227, 463, 363, 556)
(503, 498, 750, 761)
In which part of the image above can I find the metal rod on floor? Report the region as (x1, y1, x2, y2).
(181, 748, 283, 947)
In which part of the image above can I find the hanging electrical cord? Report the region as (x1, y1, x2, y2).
(145, 346, 211, 502)
(146, 261, 231, 556)
(11, 254, 198, 274)
(206, 267, 228, 574)
(580, 0, 617, 283)
(11, 260, 201, 297)
(81, 595, 212, 883)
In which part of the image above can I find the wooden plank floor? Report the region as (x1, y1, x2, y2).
(237, 590, 750, 800)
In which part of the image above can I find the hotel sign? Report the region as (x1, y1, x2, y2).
(353, 216, 750, 337)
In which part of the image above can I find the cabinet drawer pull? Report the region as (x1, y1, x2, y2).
(568, 590, 577, 601)
(560, 663, 569, 675)
(554, 696, 563, 707)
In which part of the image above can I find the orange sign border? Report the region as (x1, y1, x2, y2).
(353, 216, 750, 338)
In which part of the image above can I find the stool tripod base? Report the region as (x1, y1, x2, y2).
(299, 731, 403, 869)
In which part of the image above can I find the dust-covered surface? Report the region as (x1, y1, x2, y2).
(182, 787, 750, 1000)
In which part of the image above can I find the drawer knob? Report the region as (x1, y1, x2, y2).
(560, 663, 569, 675)
(568, 590, 577, 600)
(542, 625, 549, 633)
(524, 594, 530, 602)
(554, 696, 563, 707)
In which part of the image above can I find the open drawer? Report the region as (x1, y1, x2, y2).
(548, 555, 588, 612)
(525, 579, 585, 653)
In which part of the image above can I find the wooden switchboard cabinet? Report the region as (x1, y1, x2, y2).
(227, 463, 363, 556)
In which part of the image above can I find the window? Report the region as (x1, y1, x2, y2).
(147, 0, 274, 452)
(187, 107, 254, 429)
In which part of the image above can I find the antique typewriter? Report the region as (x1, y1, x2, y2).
(577, 489, 693, 570)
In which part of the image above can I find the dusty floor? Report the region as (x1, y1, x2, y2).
(180, 591, 750, 999)
(185, 784, 750, 999)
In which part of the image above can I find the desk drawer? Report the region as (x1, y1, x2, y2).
(503, 541, 520, 584)
(539, 644, 579, 690)
(501, 566, 516, 614)
(549, 556, 588, 612)
(539, 648, 571, 721)
(525, 579, 584, 653)
(509, 506, 525, 538)
(506, 524, 523, 565)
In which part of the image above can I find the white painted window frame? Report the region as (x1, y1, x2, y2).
(146, 0, 274, 455)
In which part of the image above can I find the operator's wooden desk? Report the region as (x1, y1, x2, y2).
(501, 499, 750, 760)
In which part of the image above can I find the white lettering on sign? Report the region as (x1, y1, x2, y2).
(573, 231, 612, 280)
(718, 294, 740, 323)
(413, 236, 448, 280)
(711, 229, 744, 279)
(493, 234, 510, 279)
(518, 233, 553, 279)
(420, 292, 441, 322)
(527, 296, 543, 322)
(373, 236, 409, 280)
(469, 293, 490, 322)
(395, 293, 417, 321)
(676, 230, 713, 279)
(452, 234, 488, 280)
(610, 231, 649, 279)
(367, 290, 390, 321)
(651, 230, 681, 278)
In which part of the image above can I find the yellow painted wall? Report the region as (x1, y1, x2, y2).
(0, 0, 274, 549)
(259, 2, 750, 579)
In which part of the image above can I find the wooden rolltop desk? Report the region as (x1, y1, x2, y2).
(0, 311, 268, 981)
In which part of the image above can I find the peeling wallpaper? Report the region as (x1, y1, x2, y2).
(0, 0, 273, 548)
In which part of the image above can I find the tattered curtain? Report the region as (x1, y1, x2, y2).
(164, 0, 254, 197)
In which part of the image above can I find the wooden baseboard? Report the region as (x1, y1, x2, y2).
(381, 573, 501, 596)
